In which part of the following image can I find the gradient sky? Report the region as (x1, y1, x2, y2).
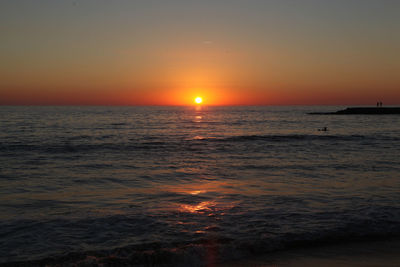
(1, 0, 399, 105)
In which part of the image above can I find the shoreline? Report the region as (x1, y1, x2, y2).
(3, 239, 400, 266)
(220, 239, 400, 267)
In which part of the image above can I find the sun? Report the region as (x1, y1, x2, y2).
(194, 97, 203, 104)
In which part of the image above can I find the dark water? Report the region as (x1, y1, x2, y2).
(0, 106, 399, 266)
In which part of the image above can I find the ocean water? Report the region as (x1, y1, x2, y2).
(0, 106, 399, 266)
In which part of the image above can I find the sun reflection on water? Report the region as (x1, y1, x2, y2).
(158, 180, 250, 216)
(180, 201, 215, 213)
(189, 190, 206, 195)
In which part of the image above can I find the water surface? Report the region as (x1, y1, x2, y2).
(0, 106, 399, 265)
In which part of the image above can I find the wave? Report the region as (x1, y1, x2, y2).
(1, 209, 399, 266)
(0, 134, 398, 155)
(214, 134, 368, 142)
(3, 228, 399, 266)
(0, 142, 171, 154)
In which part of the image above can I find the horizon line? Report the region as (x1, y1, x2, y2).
(1, 104, 399, 107)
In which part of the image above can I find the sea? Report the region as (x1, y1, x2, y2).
(0, 106, 399, 266)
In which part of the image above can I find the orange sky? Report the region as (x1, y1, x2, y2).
(1, 1, 399, 105)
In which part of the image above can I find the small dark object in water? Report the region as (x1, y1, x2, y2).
(318, 127, 328, 131)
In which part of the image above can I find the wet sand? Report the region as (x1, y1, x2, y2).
(220, 240, 400, 267)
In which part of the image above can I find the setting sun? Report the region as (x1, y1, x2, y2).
(195, 97, 203, 104)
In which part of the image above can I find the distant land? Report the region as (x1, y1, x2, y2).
(308, 107, 400, 115)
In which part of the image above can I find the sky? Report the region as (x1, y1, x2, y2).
(1, 0, 399, 105)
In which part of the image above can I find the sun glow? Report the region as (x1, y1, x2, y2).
(195, 97, 203, 104)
